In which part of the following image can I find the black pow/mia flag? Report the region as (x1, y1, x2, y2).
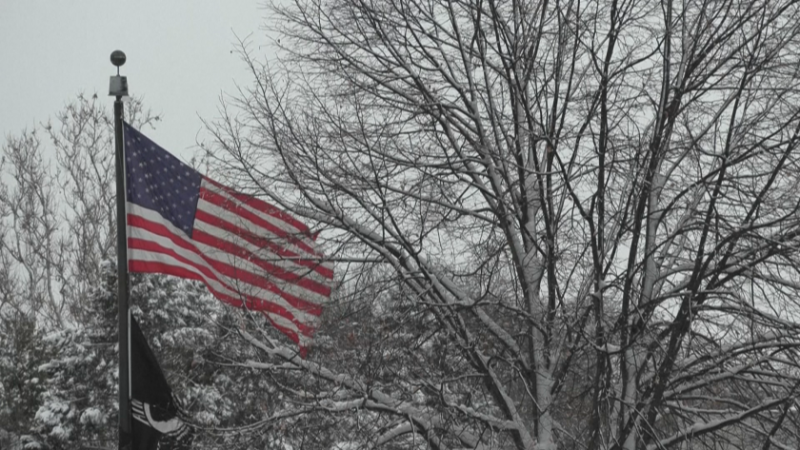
(130, 317, 191, 450)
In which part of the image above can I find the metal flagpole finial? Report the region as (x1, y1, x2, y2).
(111, 50, 126, 69)
(109, 50, 128, 97)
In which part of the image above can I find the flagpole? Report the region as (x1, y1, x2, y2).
(110, 50, 132, 450)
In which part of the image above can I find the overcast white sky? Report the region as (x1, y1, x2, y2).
(1, 0, 270, 161)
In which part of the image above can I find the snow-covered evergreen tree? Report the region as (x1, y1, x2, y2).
(32, 260, 274, 449)
(0, 311, 51, 449)
(33, 263, 118, 448)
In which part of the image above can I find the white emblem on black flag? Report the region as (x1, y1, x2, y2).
(130, 317, 192, 449)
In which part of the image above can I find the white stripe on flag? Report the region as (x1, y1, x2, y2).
(127, 204, 320, 326)
(129, 249, 314, 347)
(192, 205, 333, 291)
(201, 180, 323, 253)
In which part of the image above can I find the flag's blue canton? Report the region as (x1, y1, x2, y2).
(123, 123, 203, 236)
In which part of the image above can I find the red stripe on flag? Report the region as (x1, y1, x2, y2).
(129, 260, 308, 352)
(198, 187, 325, 259)
(128, 213, 323, 317)
(202, 178, 314, 237)
(128, 247, 318, 337)
(194, 207, 332, 279)
(191, 219, 333, 295)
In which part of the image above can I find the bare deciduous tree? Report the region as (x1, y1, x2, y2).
(0, 94, 158, 325)
(206, 0, 800, 448)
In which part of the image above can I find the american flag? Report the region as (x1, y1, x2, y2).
(123, 123, 333, 352)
